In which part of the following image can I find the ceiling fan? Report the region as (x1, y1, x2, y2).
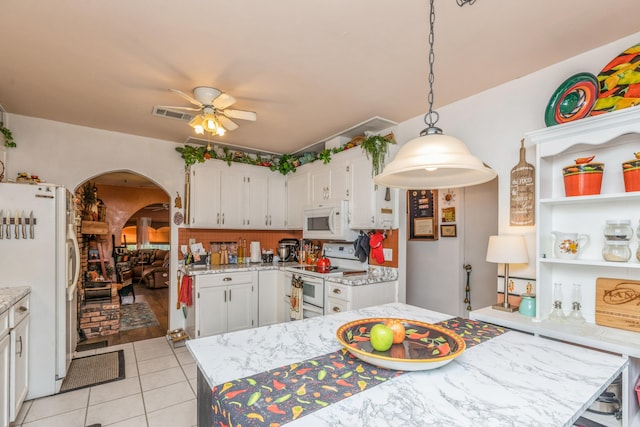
(156, 86, 257, 136)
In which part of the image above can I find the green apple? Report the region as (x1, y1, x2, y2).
(370, 324, 394, 352)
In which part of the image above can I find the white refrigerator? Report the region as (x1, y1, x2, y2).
(0, 182, 80, 399)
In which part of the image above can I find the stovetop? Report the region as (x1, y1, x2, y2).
(286, 265, 351, 276)
(285, 242, 367, 278)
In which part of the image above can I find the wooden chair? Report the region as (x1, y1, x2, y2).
(117, 267, 135, 304)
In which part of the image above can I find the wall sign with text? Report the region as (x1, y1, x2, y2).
(408, 189, 438, 240)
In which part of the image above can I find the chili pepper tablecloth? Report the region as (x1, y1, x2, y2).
(210, 317, 507, 427)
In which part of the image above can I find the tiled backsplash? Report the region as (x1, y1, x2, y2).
(177, 228, 399, 268)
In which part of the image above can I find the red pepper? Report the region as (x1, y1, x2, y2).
(408, 331, 430, 340)
(436, 342, 451, 356)
(332, 361, 345, 369)
(336, 379, 353, 387)
(224, 389, 248, 399)
(352, 336, 370, 342)
(266, 404, 286, 415)
(273, 379, 286, 390)
(296, 367, 312, 375)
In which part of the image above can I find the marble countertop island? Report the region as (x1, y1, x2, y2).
(187, 302, 627, 426)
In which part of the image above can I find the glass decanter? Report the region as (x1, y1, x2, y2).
(567, 283, 585, 323)
(548, 282, 566, 322)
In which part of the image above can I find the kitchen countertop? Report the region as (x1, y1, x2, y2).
(183, 262, 398, 285)
(187, 302, 627, 426)
(0, 286, 31, 315)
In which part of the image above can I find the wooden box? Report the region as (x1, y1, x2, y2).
(595, 277, 640, 333)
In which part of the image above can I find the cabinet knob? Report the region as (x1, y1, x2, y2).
(223, 277, 232, 282)
(18, 306, 27, 313)
(333, 289, 342, 294)
(333, 307, 341, 312)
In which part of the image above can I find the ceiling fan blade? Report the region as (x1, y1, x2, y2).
(217, 115, 239, 131)
(223, 109, 257, 121)
(213, 93, 236, 109)
(169, 89, 204, 108)
(156, 105, 202, 112)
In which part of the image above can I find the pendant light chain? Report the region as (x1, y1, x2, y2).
(423, 0, 476, 131)
(424, 0, 438, 129)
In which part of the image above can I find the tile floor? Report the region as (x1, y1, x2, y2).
(11, 337, 197, 427)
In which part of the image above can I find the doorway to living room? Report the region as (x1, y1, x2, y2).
(75, 171, 171, 349)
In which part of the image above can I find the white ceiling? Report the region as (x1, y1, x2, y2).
(2, 1, 639, 155)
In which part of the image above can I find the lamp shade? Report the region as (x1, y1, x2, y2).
(486, 235, 528, 264)
(373, 132, 497, 189)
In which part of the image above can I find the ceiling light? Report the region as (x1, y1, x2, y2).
(374, 0, 496, 190)
(188, 115, 205, 135)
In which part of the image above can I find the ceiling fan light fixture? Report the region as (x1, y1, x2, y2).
(188, 115, 205, 134)
(216, 126, 226, 136)
(375, 0, 494, 190)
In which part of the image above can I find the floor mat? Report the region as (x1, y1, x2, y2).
(120, 301, 160, 331)
(76, 340, 108, 352)
(60, 350, 124, 393)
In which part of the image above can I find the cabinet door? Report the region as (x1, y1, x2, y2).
(246, 173, 269, 228)
(220, 171, 245, 228)
(267, 174, 287, 228)
(190, 164, 221, 227)
(349, 155, 376, 228)
(310, 164, 331, 203)
(196, 286, 227, 338)
(286, 171, 309, 229)
(258, 271, 279, 326)
(330, 158, 350, 201)
(226, 283, 255, 333)
(10, 317, 28, 423)
(0, 334, 9, 427)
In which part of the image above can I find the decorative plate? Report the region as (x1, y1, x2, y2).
(173, 211, 184, 225)
(545, 72, 599, 126)
(590, 43, 640, 116)
(336, 317, 465, 371)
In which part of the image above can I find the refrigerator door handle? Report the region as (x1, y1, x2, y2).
(67, 224, 81, 302)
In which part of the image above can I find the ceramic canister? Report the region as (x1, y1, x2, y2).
(622, 156, 640, 192)
(519, 295, 536, 317)
(562, 162, 604, 196)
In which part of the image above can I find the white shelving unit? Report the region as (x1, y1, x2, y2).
(472, 107, 640, 427)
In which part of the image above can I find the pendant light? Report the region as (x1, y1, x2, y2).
(374, 0, 496, 189)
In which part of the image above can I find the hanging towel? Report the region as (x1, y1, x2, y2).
(289, 274, 304, 320)
(369, 231, 385, 264)
(354, 233, 368, 262)
(179, 274, 193, 306)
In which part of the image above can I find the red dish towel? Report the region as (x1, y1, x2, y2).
(179, 275, 193, 306)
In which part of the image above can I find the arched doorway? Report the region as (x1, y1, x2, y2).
(75, 171, 171, 347)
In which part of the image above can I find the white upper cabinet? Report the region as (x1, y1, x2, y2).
(285, 169, 309, 229)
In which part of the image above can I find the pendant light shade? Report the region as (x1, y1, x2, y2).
(375, 0, 494, 190)
(374, 129, 497, 189)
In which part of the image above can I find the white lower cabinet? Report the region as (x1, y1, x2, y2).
(185, 272, 257, 339)
(258, 270, 285, 327)
(325, 280, 398, 315)
(0, 310, 9, 427)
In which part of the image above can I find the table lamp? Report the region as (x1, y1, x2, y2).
(486, 235, 529, 312)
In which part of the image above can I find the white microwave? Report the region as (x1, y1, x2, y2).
(302, 200, 358, 241)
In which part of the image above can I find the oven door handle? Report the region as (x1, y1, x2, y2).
(302, 302, 324, 315)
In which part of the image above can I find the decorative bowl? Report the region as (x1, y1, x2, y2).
(336, 317, 465, 371)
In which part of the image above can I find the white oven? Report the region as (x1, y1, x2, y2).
(283, 272, 325, 321)
(302, 200, 358, 241)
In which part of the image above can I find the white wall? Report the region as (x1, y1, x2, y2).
(4, 114, 186, 328)
(397, 31, 640, 311)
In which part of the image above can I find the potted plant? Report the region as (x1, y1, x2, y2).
(360, 133, 395, 177)
(79, 181, 97, 220)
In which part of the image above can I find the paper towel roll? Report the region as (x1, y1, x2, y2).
(250, 241, 261, 262)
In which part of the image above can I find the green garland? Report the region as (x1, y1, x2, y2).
(176, 134, 394, 176)
(1, 123, 16, 148)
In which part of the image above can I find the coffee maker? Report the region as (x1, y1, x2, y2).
(277, 238, 299, 262)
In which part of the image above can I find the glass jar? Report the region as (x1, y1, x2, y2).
(604, 219, 632, 241)
(602, 240, 631, 262)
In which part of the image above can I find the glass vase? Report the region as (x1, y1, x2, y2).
(548, 282, 566, 322)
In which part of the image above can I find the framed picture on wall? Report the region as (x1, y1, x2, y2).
(440, 224, 457, 237)
(407, 189, 438, 240)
